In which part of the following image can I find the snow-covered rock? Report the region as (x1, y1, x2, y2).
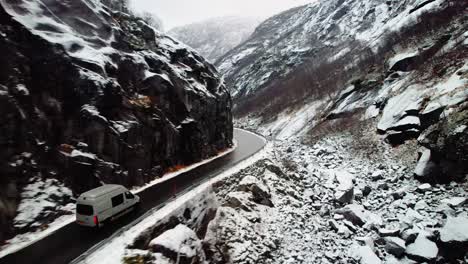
(333, 170, 355, 204)
(149, 224, 205, 263)
(388, 50, 420, 72)
(237, 175, 273, 207)
(441, 197, 467, 207)
(335, 204, 382, 227)
(384, 237, 406, 257)
(350, 244, 382, 264)
(417, 183, 432, 193)
(406, 233, 439, 262)
(414, 148, 439, 181)
(378, 228, 400, 237)
(13, 178, 74, 231)
(439, 215, 468, 245)
(224, 191, 254, 211)
(89, 130, 468, 264)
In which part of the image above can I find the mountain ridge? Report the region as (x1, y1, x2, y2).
(169, 16, 260, 62)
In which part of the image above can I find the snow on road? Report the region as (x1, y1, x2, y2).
(75, 143, 269, 264)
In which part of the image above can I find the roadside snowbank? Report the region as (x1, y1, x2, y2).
(74, 143, 268, 263)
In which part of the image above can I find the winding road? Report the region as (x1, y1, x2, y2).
(0, 128, 266, 264)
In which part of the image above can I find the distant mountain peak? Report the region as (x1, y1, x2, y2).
(169, 16, 261, 62)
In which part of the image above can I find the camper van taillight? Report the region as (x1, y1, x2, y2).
(93, 215, 99, 226)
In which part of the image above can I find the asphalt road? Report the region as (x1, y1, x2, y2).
(0, 128, 266, 264)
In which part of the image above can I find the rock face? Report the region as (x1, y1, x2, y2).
(0, 0, 232, 242)
(169, 16, 260, 62)
(417, 110, 468, 183)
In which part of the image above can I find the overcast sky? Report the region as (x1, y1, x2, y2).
(130, 0, 314, 30)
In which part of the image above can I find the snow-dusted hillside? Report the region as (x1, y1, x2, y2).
(0, 0, 232, 244)
(222, 2, 467, 261)
(226, 0, 466, 182)
(169, 16, 260, 62)
(218, 0, 464, 100)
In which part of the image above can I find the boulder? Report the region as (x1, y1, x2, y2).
(149, 224, 205, 263)
(385, 129, 421, 146)
(406, 233, 438, 262)
(333, 170, 355, 204)
(362, 186, 372, 197)
(418, 110, 468, 182)
(335, 204, 382, 227)
(441, 197, 467, 207)
(350, 244, 382, 264)
(390, 116, 421, 131)
(414, 148, 439, 182)
(440, 216, 468, 244)
(388, 52, 420, 72)
(371, 170, 384, 181)
(439, 215, 468, 259)
(238, 175, 273, 207)
(401, 228, 419, 244)
(335, 188, 354, 204)
(416, 183, 432, 193)
(414, 200, 428, 211)
(402, 209, 424, 225)
(224, 192, 253, 211)
(378, 228, 400, 237)
(384, 237, 406, 257)
(329, 220, 351, 237)
(377, 87, 424, 145)
(356, 236, 376, 251)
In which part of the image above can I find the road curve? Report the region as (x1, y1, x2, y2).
(0, 128, 266, 264)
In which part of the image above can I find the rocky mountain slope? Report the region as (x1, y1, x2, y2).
(87, 139, 468, 264)
(169, 16, 260, 62)
(226, 0, 467, 181)
(219, 0, 466, 112)
(207, 1, 466, 262)
(0, 0, 232, 243)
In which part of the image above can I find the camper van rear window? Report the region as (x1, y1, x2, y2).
(77, 204, 93, 216)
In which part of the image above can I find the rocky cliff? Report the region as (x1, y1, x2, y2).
(0, 0, 232, 242)
(169, 16, 260, 62)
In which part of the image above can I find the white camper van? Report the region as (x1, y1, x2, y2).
(76, 184, 140, 227)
